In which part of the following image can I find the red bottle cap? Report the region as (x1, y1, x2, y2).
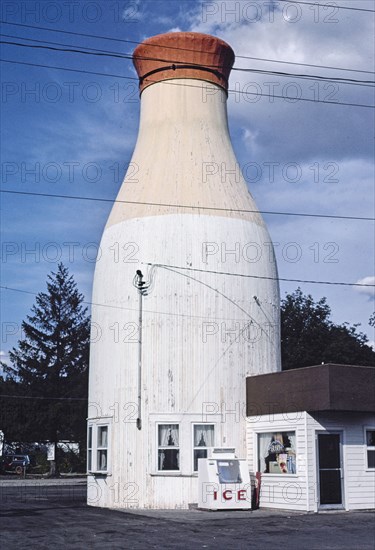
(133, 32, 235, 94)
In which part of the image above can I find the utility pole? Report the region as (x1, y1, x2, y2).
(133, 270, 149, 430)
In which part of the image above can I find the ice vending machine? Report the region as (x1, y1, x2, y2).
(198, 448, 252, 510)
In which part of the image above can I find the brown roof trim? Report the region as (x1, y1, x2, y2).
(246, 364, 375, 416)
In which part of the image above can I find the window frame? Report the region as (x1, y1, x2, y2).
(96, 425, 109, 472)
(157, 423, 180, 473)
(364, 427, 375, 470)
(87, 425, 93, 472)
(192, 423, 215, 473)
(256, 429, 297, 476)
(87, 421, 110, 475)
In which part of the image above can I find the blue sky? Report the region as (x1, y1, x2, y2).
(1, 0, 374, 363)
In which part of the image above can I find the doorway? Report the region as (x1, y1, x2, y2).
(317, 432, 344, 508)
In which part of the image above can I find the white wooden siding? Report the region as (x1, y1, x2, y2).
(307, 412, 375, 511)
(88, 79, 281, 509)
(246, 411, 375, 512)
(246, 412, 309, 511)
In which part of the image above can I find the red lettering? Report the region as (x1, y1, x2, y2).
(238, 489, 246, 501)
(223, 490, 232, 501)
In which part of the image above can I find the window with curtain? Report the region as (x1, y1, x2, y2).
(158, 424, 180, 471)
(193, 424, 215, 472)
(97, 425, 108, 472)
(366, 429, 375, 468)
(258, 431, 296, 474)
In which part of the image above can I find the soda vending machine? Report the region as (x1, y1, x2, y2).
(198, 448, 252, 510)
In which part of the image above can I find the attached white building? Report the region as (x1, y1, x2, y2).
(246, 364, 375, 512)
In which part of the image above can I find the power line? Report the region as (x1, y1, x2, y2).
(235, 56, 374, 75)
(0, 20, 373, 75)
(162, 264, 267, 336)
(0, 285, 256, 323)
(236, 56, 374, 76)
(143, 263, 375, 288)
(1, 36, 374, 88)
(0, 394, 87, 401)
(2, 58, 374, 109)
(1, 265, 374, 312)
(1, 34, 374, 86)
(232, 66, 374, 87)
(0, 57, 139, 82)
(277, 0, 375, 13)
(0, 36, 134, 61)
(1, 189, 374, 222)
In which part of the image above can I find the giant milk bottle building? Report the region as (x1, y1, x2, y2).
(88, 32, 281, 509)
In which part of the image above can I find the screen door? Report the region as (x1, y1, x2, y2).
(318, 433, 343, 507)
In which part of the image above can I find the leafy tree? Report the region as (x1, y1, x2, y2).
(1, 263, 89, 475)
(281, 288, 375, 370)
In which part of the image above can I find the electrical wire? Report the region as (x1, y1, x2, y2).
(143, 263, 375, 288)
(1, 189, 374, 222)
(160, 264, 269, 337)
(0, 394, 88, 401)
(277, 0, 375, 13)
(1, 58, 374, 109)
(1, 259, 373, 293)
(0, 20, 373, 75)
(0, 285, 262, 323)
(232, 66, 374, 87)
(1, 37, 374, 88)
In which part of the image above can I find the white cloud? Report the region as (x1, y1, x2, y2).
(355, 277, 375, 299)
(187, 0, 374, 163)
(167, 27, 183, 33)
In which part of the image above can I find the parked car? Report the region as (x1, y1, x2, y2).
(0, 454, 31, 474)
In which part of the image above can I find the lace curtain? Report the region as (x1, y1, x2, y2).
(194, 425, 215, 447)
(158, 424, 179, 447)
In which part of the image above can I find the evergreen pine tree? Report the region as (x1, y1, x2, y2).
(2, 263, 90, 475)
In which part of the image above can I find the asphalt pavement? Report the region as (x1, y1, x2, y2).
(0, 479, 374, 549)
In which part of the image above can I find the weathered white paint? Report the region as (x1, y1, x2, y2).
(307, 412, 375, 512)
(246, 411, 375, 512)
(88, 77, 280, 509)
(247, 412, 309, 511)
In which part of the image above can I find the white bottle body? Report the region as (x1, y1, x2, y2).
(88, 80, 280, 509)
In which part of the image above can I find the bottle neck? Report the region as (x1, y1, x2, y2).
(138, 79, 230, 132)
(106, 78, 265, 228)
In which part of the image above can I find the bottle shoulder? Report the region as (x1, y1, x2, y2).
(107, 83, 264, 227)
(106, 163, 264, 228)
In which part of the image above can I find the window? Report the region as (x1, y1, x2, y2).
(87, 426, 93, 472)
(193, 424, 215, 472)
(258, 431, 296, 474)
(158, 424, 179, 471)
(217, 460, 242, 483)
(97, 426, 108, 471)
(366, 429, 375, 469)
(87, 423, 109, 473)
